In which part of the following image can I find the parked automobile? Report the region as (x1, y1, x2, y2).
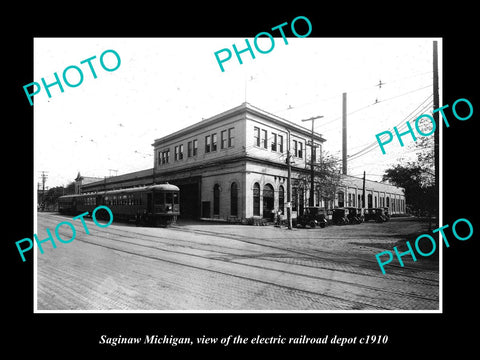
(383, 207, 391, 221)
(364, 208, 387, 223)
(346, 207, 364, 224)
(296, 206, 328, 228)
(332, 208, 350, 225)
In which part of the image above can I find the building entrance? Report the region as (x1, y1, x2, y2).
(173, 177, 201, 219)
(263, 184, 274, 219)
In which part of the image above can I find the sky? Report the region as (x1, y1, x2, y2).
(33, 37, 441, 189)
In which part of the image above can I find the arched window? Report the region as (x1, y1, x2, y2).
(298, 187, 304, 215)
(367, 193, 373, 208)
(278, 185, 285, 215)
(263, 184, 274, 218)
(337, 191, 344, 207)
(231, 182, 238, 216)
(292, 187, 298, 211)
(253, 183, 260, 216)
(213, 184, 220, 216)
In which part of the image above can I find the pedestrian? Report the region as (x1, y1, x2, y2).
(275, 208, 282, 227)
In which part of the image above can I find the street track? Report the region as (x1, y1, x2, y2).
(37, 213, 439, 310)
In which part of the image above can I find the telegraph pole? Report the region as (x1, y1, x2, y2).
(286, 130, 293, 230)
(342, 92, 347, 175)
(362, 171, 366, 208)
(301, 115, 323, 207)
(39, 171, 48, 211)
(432, 41, 439, 212)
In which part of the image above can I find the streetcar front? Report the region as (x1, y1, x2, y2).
(152, 183, 180, 226)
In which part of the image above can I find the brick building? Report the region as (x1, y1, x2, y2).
(78, 103, 405, 220)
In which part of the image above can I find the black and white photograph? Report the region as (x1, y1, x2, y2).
(7, 6, 478, 356)
(33, 37, 440, 312)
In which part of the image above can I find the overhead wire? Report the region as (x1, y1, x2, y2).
(346, 95, 434, 162)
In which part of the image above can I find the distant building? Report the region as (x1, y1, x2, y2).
(338, 174, 405, 213)
(74, 172, 103, 194)
(78, 103, 405, 220)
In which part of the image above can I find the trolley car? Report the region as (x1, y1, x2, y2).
(58, 183, 180, 226)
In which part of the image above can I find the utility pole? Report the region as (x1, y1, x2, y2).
(432, 41, 439, 212)
(301, 115, 323, 207)
(362, 171, 366, 208)
(286, 130, 293, 230)
(342, 92, 347, 175)
(40, 171, 48, 202)
(38, 171, 48, 211)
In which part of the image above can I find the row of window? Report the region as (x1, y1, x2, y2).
(205, 128, 235, 153)
(252, 184, 317, 215)
(253, 126, 307, 159)
(338, 192, 405, 210)
(82, 196, 96, 206)
(210, 182, 239, 217)
(158, 128, 235, 165)
(254, 127, 285, 154)
(252, 185, 406, 216)
(104, 194, 142, 206)
(252, 183, 285, 216)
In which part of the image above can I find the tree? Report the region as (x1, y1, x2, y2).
(383, 113, 437, 218)
(43, 186, 65, 205)
(65, 181, 76, 195)
(382, 162, 436, 217)
(313, 152, 342, 209)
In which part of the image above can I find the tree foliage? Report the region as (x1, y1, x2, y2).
(383, 131, 437, 215)
(313, 152, 342, 206)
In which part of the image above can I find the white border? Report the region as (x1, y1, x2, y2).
(33, 37, 443, 314)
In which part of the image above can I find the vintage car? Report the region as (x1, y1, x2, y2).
(332, 208, 350, 225)
(364, 208, 387, 223)
(296, 206, 328, 228)
(383, 207, 391, 221)
(346, 207, 364, 224)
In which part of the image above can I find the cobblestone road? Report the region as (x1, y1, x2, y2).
(36, 213, 439, 311)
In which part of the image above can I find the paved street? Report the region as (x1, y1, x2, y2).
(36, 212, 439, 311)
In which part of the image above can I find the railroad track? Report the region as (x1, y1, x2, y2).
(37, 213, 439, 310)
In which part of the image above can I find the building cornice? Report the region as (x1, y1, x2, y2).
(152, 102, 326, 147)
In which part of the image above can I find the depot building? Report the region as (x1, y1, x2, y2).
(77, 103, 405, 221)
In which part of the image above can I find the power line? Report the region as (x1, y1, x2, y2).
(345, 98, 434, 162)
(306, 84, 433, 139)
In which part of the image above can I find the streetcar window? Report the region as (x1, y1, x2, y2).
(173, 192, 179, 204)
(155, 192, 165, 205)
(166, 192, 173, 204)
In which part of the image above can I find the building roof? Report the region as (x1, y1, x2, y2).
(152, 102, 326, 147)
(340, 174, 405, 194)
(81, 168, 155, 190)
